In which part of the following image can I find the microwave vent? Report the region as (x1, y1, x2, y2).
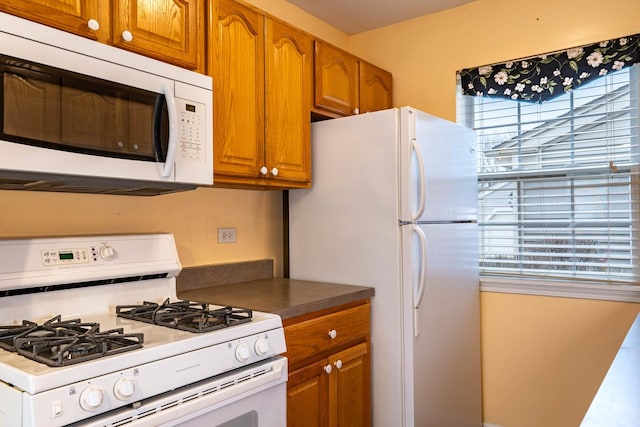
(0, 172, 196, 196)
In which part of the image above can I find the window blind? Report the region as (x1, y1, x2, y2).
(458, 65, 640, 284)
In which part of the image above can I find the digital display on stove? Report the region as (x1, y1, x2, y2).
(58, 251, 74, 260)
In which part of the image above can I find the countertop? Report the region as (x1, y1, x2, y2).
(177, 277, 374, 321)
(581, 313, 640, 426)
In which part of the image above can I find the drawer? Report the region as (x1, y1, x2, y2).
(284, 303, 370, 365)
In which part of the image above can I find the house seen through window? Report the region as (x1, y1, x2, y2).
(458, 61, 639, 288)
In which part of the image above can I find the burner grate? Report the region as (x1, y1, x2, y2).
(0, 315, 143, 367)
(0, 320, 37, 352)
(116, 299, 252, 333)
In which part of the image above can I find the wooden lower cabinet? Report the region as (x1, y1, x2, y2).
(285, 301, 371, 427)
(287, 359, 328, 427)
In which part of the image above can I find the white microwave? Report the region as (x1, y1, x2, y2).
(0, 12, 213, 196)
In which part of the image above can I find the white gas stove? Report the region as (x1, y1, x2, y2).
(0, 234, 287, 426)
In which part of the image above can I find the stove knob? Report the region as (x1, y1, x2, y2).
(80, 386, 104, 411)
(235, 343, 251, 363)
(99, 245, 115, 261)
(254, 338, 269, 356)
(114, 377, 136, 400)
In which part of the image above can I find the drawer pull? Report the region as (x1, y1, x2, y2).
(324, 364, 333, 374)
(328, 329, 337, 339)
(334, 360, 343, 369)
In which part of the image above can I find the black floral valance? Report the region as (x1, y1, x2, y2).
(460, 34, 640, 103)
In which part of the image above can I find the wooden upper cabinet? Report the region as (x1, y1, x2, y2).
(112, 0, 204, 70)
(210, 0, 311, 189)
(0, 0, 204, 71)
(313, 40, 359, 117)
(210, 0, 265, 180)
(0, 0, 110, 42)
(360, 60, 393, 114)
(264, 19, 312, 185)
(313, 40, 393, 118)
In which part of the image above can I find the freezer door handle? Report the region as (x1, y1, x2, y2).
(412, 225, 428, 337)
(410, 139, 426, 221)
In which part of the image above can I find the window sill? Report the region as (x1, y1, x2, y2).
(480, 277, 640, 303)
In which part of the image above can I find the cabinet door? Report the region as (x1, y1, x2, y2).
(359, 61, 393, 113)
(112, 0, 204, 70)
(264, 18, 312, 186)
(314, 40, 359, 116)
(210, 0, 265, 182)
(0, 0, 109, 41)
(288, 359, 329, 427)
(328, 343, 371, 427)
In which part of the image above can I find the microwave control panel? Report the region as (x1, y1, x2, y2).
(177, 99, 205, 163)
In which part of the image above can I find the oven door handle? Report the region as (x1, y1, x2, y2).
(161, 82, 178, 178)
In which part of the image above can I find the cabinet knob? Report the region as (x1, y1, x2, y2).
(334, 360, 343, 369)
(87, 19, 100, 31)
(353, 108, 360, 115)
(259, 166, 268, 176)
(324, 364, 333, 374)
(121, 30, 133, 42)
(328, 329, 337, 339)
(271, 167, 279, 177)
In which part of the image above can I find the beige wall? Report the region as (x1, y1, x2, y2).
(349, 0, 640, 425)
(350, 0, 640, 121)
(0, 187, 284, 269)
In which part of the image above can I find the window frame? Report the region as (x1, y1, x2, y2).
(457, 66, 640, 302)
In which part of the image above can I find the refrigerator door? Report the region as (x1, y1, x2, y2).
(289, 108, 407, 426)
(398, 107, 478, 223)
(401, 222, 482, 426)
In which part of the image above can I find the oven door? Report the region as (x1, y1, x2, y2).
(75, 356, 287, 427)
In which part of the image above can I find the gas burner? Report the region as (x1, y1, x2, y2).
(1, 315, 143, 367)
(0, 319, 37, 351)
(116, 299, 252, 333)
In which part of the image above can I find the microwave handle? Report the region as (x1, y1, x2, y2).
(161, 83, 178, 178)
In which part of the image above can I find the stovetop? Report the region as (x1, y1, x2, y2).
(0, 299, 255, 368)
(116, 299, 253, 333)
(0, 315, 144, 367)
(0, 307, 283, 395)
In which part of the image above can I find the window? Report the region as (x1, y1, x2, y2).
(457, 65, 640, 296)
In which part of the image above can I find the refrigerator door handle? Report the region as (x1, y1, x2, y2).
(412, 225, 428, 337)
(410, 139, 427, 221)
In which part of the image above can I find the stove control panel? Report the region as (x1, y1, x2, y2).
(41, 244, 119, 266)
(41, 248, 90, 266)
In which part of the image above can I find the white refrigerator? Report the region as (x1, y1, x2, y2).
(288, 107, 482, 426)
